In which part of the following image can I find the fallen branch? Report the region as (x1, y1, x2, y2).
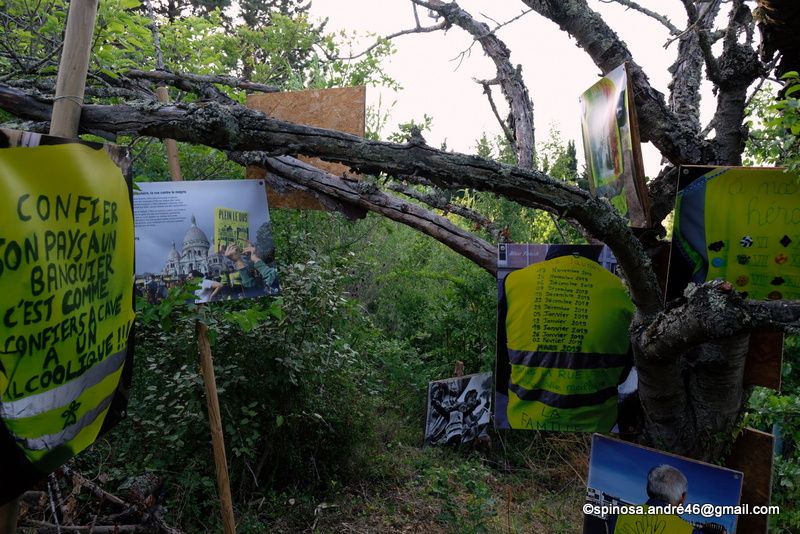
(0, 82, 661, 314)
(386, 180, 505, 241)
(124, 69, 279, 94)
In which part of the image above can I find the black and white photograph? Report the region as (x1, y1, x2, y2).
(425, 372, 492, 446)
(134, 179, 280, 304)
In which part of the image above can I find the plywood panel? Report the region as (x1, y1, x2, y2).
(726, 427, 775, 534)
(246, 86, 366, 211)
(744, 331, 783, 390)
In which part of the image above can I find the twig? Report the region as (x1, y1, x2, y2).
(476, 79, 515, 146)
(600, 0, 680, 35)
(62, 467, 127, 508)
(330, 21, 448, 61)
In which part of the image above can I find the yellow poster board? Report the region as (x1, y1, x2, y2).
(0, 140, 134, 492)
(214, 207, 249, 251)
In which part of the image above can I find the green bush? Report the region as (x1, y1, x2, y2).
(746, 336, 800, 532)
(77, 254, 382, 529)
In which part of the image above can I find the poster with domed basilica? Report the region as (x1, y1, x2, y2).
(133, 179, 280, 304)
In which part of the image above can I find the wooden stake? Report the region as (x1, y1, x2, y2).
(155, 86, 182, 181)
(49, 0, 99, 138)
(154, 48, 235, 530)
(197, 322, 237, 534)
(0, 498, 19, 534)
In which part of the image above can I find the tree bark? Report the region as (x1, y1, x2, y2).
(232, 153, 498, 272)
(414, 0, 536, 168)
(0, 82, 663, 314)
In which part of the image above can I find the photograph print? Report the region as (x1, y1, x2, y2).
(584, 434, 743, 534)
(579, 63, 649, 227)
(134, 179, 280, 304)
(425, 372, 492, 446)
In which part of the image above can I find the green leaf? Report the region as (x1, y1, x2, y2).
(785, 85, 800, 97)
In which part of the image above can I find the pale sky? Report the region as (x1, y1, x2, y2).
(308, 0, 717, 177)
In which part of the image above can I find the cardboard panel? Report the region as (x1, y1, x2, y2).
(726, 427, 775, 534)
(246, 86, 366, 210)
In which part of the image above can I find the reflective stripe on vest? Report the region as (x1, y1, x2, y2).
(4, 357, 125, 455)
(504, 255, 633, 432)
(19, 392, 115, 451)
(0, 349, 126, 420)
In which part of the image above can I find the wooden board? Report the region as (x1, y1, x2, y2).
(246, 86, 366, 211)
(726, 427, 775, 534)
(744, 331, 784, 390)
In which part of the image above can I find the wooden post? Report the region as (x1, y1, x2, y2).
(155, 86, 182, 182)
(158, 81, 235, 531)
(49, 0, 99, 138)
(0, 499, 19, 534)
(197, 322, 237, 534)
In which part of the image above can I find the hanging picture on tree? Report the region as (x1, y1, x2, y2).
(667, 166, 800, 302)
(0, 130, 135, 504)
(495, 244, 638, 433)
(579, 63, 650, 227)
(134, 179, 280, 304)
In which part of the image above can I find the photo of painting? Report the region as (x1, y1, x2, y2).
(134, 179, 280, 304)
(495, 244, 637, 433)
(666, 166, 800, 302)
(425, 372, 492, 446)
(583, 434, 743, 534)
(579, 63, 649, 227)
(0, 129, 135, 503)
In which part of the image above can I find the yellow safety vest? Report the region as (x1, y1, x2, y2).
(676, 167, 800, 301)
(504, 255, 633, 431)
(0, 142, 135, 500)
(613, 506, 695, 534)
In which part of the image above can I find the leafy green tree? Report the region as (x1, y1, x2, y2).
(746, 71, 800, 173)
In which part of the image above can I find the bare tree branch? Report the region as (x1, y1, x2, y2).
(666, 0, 723, 133)
(599, 0, 681, 35)
(330, 21, 448, 61)
(231, 152, 498, 272)
(476, 79, 515, 146)
(124, 69, 280, 94)
(414, 0, 536, 169)
(0, 82, 663, 315)
(386, 180, 506, 241)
